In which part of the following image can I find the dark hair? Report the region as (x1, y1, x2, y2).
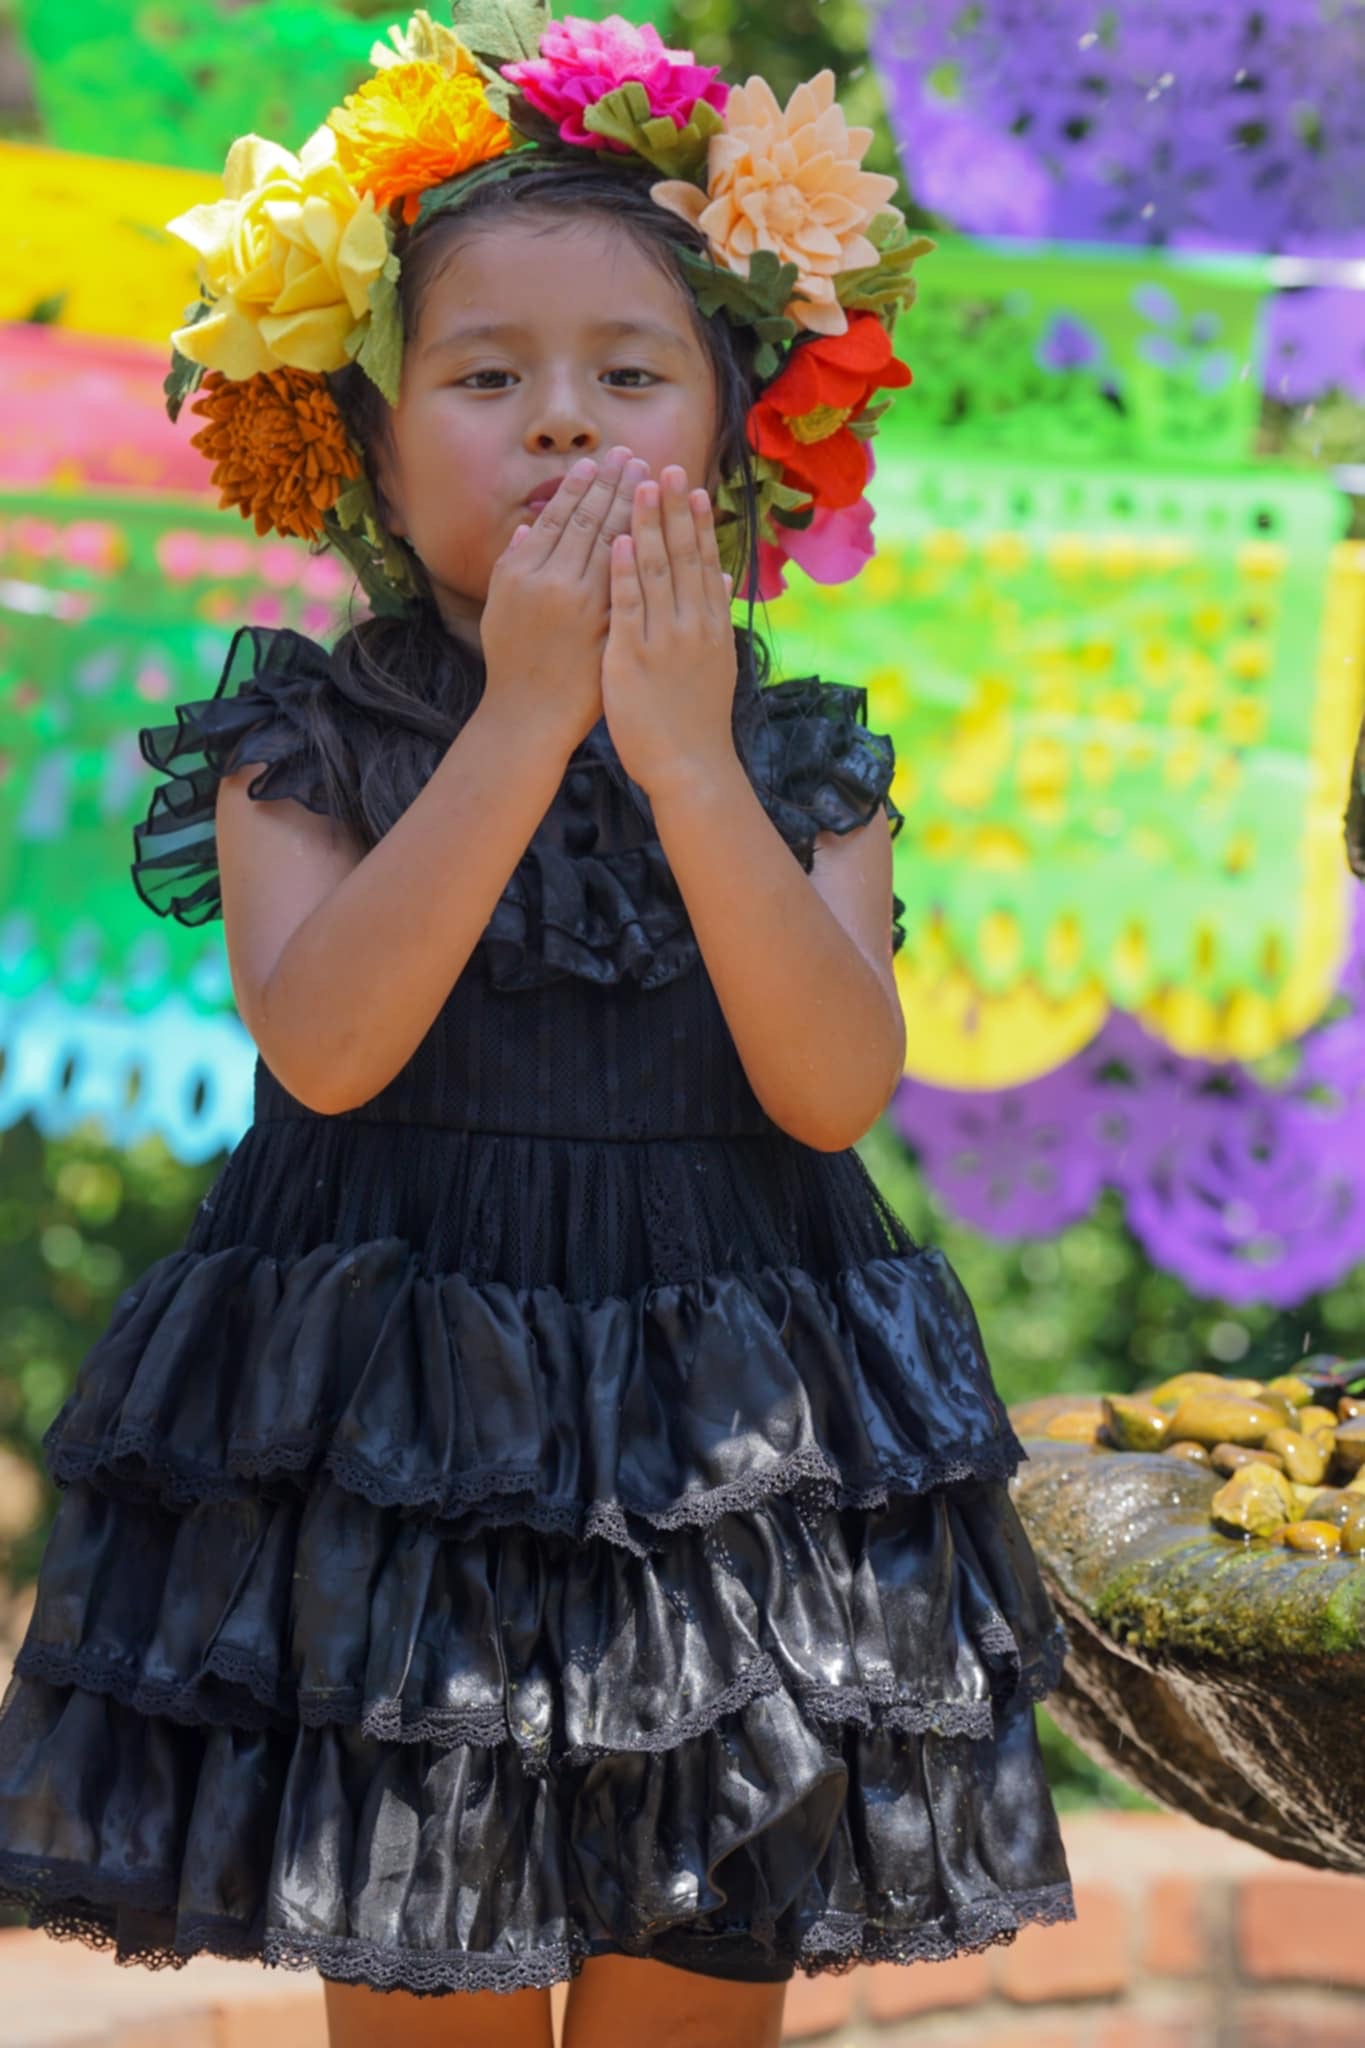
(298, 156, 782, 851)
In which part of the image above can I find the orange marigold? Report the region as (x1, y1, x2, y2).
(189, 367, 362, 541)
(328, 61, 513, 226)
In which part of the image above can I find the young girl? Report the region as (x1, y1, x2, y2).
(0, 15, 1075, 2046)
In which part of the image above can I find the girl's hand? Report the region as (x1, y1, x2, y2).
(601, 466, 737, 800)
(481, 446, 650, 753)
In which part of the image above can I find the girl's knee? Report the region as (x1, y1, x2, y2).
(562, 1953, 787, 2048)
(322, 1974, 557, 2048)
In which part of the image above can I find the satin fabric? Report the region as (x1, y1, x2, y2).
(0, 626, 1075, 1990)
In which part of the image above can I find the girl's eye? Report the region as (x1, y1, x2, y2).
(453, 368, 659, 390)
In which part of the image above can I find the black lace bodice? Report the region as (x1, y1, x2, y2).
(130, 623, 906, 1142)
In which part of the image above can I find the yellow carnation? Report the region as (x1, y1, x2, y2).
(651, 69, 899, 338)
(166, 126, 390, 381)
(369, 9, 482, 77)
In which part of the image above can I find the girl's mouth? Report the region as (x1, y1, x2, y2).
(523, 478, 570, 512)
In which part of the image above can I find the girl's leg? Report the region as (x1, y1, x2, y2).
(562, 1954, 788, 2048)
(323, 1976, 556, 2048)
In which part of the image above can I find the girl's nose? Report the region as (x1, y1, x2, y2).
(529, 424, 599, 453)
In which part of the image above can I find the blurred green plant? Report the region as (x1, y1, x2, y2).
(1261, 395, 1365, 540)
(0, 1115, 215, 1584)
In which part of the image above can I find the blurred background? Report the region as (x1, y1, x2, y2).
(1, 0, 1364, 1849)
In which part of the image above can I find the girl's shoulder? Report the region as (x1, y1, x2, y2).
(130, 622, 339, 927)
(743, 671, 904, 868)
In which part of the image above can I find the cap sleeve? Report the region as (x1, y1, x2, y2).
(748, 675, 906, 955)
(130, 623, 335, 926)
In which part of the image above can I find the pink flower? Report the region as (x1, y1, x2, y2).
(755, 491, 877, 600)
(501, 13, 728, 153)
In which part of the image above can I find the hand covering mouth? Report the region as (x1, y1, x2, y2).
(523, 477, 571, 511)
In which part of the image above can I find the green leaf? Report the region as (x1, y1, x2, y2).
(768, 479, 816, 517)
(478, 70, 516, 119)
(164, 347, 206, 422)
(164, 297, 213, 422)
(325, 475, 420, 618)
(677, 244, 802, 323)
(450, 0, 552, 118)
(673, 245, 808, 377)
(847, 394, 895, 441)
(451, 0, 549, 68)
(352, 249, 403, 407)
(413, 147, 541, 229)
(754, 335, 795, 379)
(24, 290, 67, 325)
(451, 0, 548, 110)
(580, 84, 722, 179)
(836, 210, 938, 318)
(504, 97, 569, 147)
(714, 516, 744, 581)
(715, 454, 813, 557)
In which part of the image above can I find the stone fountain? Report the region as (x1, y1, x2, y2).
(1008, 1364, 1365, 1873)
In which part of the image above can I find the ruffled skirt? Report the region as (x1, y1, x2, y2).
(0, 1121, 1075, 1990)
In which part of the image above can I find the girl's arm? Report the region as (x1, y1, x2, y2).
(217, 698, 575, 1115)
(603, 473, 905, 1155)
(648, 762, 907, 1152)
(220, 458, 645, 1115)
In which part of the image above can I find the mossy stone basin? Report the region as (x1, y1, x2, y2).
(1008, 1383, 1365, 1873)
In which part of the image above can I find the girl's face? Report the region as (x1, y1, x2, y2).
(377, 213, 724, 652)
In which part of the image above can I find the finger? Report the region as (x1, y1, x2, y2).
(631, 478, 673, 634)
(598, 453, 651, 552)
(692, 489, 730, 612)
(508, 523, 531, 552)
(545, 447, 632, 577)
(659, 465, 704, 614)
(515, 457, 598, 566)
(609, 533, 645, 630)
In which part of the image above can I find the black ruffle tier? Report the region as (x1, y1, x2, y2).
(0, 624, 1074, 1992)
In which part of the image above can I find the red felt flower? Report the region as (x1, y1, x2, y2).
(747, 312, 912, 509)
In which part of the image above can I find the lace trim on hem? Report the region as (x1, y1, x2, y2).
(786, 1880, 1079, 1977)
(263, 1926, 593, 1994)
(13, 1639, 289, 1733)
(559, 1654, 783, 1765)
(0, 1865, 1077, 1993)
(800, 1634, 1067, 1740)
(8, 1633, 1067, 1751)
(46, 1428, 1029, 1549)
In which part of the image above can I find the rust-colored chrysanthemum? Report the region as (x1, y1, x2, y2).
(188, 367, 362, 540)
(328, 60, 512, 227)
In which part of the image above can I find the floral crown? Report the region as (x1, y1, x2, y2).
(163, 4, 934, 615)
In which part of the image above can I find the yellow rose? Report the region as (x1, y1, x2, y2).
(167, 126, 391, 380)
(369, 8, 482, 76)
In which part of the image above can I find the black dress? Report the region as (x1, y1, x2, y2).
(0, 624, 1075, 1993)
